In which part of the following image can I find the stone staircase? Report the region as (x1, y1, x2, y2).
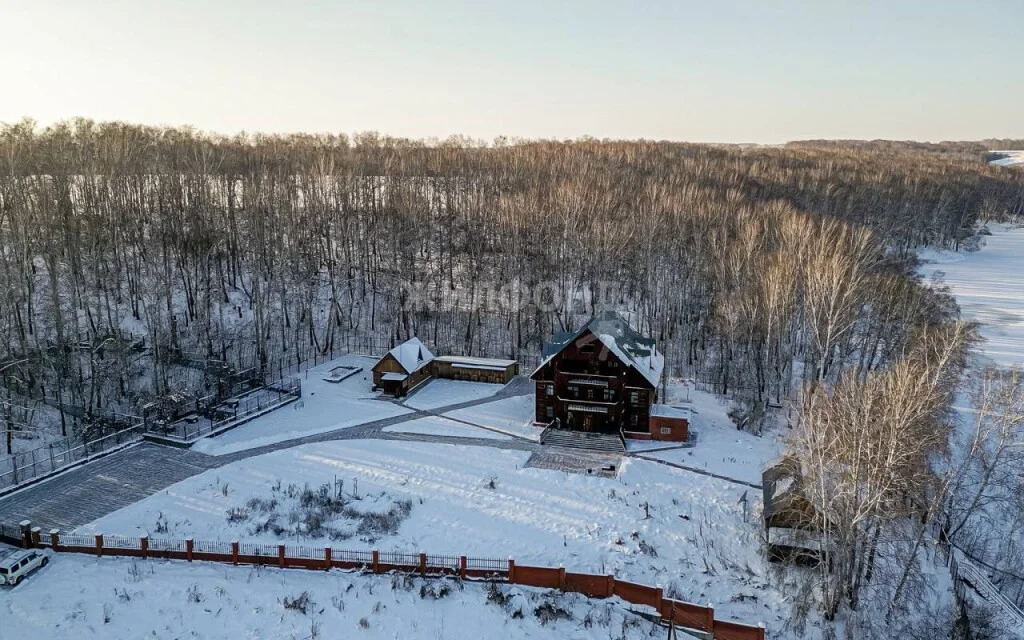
(540, 428, 625, 454)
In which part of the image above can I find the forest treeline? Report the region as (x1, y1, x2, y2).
(0, 118, 1022, 434)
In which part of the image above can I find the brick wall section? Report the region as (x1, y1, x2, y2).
(612, 579, 661, 609)
(647, 415, 688, 442)
(564, 571, 613, 597)
(2, 524, 764, 639)
(511, 564, 562, 589)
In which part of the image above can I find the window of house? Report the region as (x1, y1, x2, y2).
(546, 406, 554, 418)
(604, 389, 614, 401)
(546, 384, 554, 396)
(630, 391, 639, 404)
(580, 344, 595, 354)
(630, 414, 638, 426)
(587, 389, 594, 400)
(660, 427, 672, 435)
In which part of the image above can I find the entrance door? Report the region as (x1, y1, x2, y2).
(582, 414, 593, 432)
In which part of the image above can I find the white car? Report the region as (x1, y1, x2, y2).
(0, 549, 48, 586)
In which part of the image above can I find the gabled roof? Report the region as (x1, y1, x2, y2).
(532, 311, 664, 388)
(379, 337, 434, 375)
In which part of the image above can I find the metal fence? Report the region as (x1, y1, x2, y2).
(333, 549, 374, 565)
(466, 556, 508, 573)
(951, 549, 1024, 627)
(379, 550, 420, 566)
(145, 378, 301, 443)
(149, 538, 187, 552)
(0, 420, 145, 492)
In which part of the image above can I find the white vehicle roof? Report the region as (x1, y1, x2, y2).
(0, 549, 36, 567)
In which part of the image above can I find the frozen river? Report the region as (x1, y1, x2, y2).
(918, 224, 1024, 368)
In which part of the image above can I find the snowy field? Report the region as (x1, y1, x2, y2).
(918, 224, 1024, 368)
(443, 394, 543, 441)
(192, 355, 411, 456)
(72, 438, 786, 630)
(1, 552, 659, 640)
(382, 415, 512, 440)
(402, 379, 505, 410)
(644, 383, 785, 486)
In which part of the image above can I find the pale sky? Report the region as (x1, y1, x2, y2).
(2, 0, 1021, 143)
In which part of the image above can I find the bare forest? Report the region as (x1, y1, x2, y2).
(0, 120, 1022, 438)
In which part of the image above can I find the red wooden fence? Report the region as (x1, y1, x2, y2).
(4, 521, 765, 639)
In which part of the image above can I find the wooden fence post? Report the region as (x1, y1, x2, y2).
(231, 541, 239, 565)
(95, 534, 104, 557)
(372, 549, 379, 573)
(655, 584, 664, 615)
(278, 544, 286, 569)
(758, 622, 766, 640)
(419, 552, 426, 576)
(140, 535, 149, 559)
(49, 529, 60, 551)
(19, 520, 31, 548)
(705, 602, 715, 632)
(507, 557, 516, 583)
(459, 556, 467, 580)
(324, 547, 332, 570)
(606, 575, 614, 598)
(186, 538, 194, 562)
(558, 565, 566, 590)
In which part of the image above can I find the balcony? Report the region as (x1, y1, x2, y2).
(567, 377, 609, 387)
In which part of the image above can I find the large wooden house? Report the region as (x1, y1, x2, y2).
(530, 312, 666, 435)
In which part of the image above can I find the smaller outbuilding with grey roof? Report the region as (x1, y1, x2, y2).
(371, 337, 435, 397)
(372, 339, 519, 396)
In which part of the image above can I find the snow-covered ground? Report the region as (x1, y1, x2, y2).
(1, 552, 657, 640)
(989, 150, 1024, 167)
(1, 402, 70, 461)
(919, 224, 1024, 634)
(643, 382, 785, 486)
(442, 394, 543, 441)
(918, 224, 1024, 368)
(192, 355, 411, 456)
(382, 415, 512, 440)
(73, 438, 786, 629)
(402, 379, 505, 411)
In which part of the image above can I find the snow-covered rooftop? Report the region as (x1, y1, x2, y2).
(434, 355, 517, 367)
(381, 372, 408, 381)
(650, 404, 690, 420)
(385, 337, 435, 374)
(534, 311, 664, 388)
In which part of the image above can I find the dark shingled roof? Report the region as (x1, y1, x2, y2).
(536, 311, 664, 387)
